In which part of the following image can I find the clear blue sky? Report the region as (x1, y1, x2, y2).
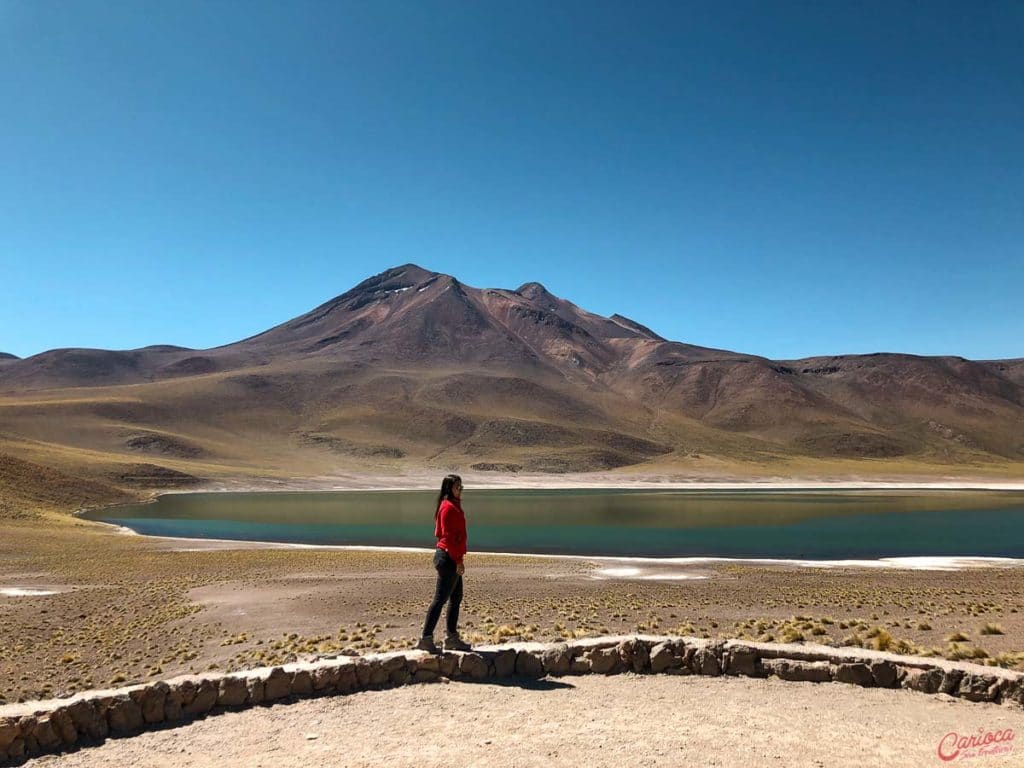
(2, 1, 1021, 361)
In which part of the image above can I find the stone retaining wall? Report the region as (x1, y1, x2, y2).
(1, 635, 1022, 764)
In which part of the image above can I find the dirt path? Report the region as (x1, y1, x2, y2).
(28, 675, 1023, 768)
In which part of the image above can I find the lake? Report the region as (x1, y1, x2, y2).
(83, 488, 1024, 560)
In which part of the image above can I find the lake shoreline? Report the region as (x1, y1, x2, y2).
(79, 488, 1024, 572)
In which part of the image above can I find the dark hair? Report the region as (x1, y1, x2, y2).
(435, 474, 462, 520)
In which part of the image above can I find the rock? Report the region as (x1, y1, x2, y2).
(834, 663, 874, 687)
(693, 648, 721, 677)
(625, 640, 650, 673)
(940, 669, 964, 695)
(413, 669, 439, 684)
(541, 644, 572, 676)
(353, 660, 372, 688)
(30, 716, 61, 751)
(958, 673, 1000, 703)
(649, 643, 680, 674)
(67, 699, 107, 740)
(7, 737, 26, 760)
(367, 662, 389, 687)
(138, 682, 168, 723)
(515, 651, 544, 679)
(336, 666, 358, 694)
(19, 716, 38, 758)
(389, 667, 411, 686)
(51, 710, 77, 746)
(460, 653, 491, 680)
(163, 689, 184, 722)
(570, 656, 591, 674)
(904, 668, 943, 694)
(291, 671, 314, 697)
(763, 659, 831, 683)
(382, 656, 407, 673)
(417, 655, 442, 674)
(218, 677, 249, 708)
(107, 696, 145, 734)
(1003, 678, 1024, 707)
(438, 654, 459, 678)
(246, 677, 266, 705)
(0, 720, 21, 752)
(724, 646, 759, 677)
(174, 680, 198, 709)
(869, 660, 898, 688)
(264, 668, 294, 701)
(587, 647, 621, 675)
(493, 649, 517, 677)
(305, 733, 319, 740)
(183, 680, 218, 717)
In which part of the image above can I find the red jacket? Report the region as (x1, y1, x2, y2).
(435, 499, 467, 565)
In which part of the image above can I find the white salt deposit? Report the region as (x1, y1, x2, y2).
(1, 588, 59, 597)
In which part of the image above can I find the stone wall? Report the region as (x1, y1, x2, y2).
(1, 635, 1022, 764)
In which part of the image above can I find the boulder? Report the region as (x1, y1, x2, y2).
(367, 662, 389, 687)
(869, 661, 899, 688)
(290, 670, 314, 697)
(515, 651, 544, 679)
(763, 659, 831, 683)
(649, 643, 680, 674)
(0, 720, 21, 753)
(459, 653, 491, 680)
(107, 696, 145, 734)
(493, 649, 517, 678)
(183, 679, 218, 717)
(570, 656, 591, 674)
(417, 655, 442, 674)
(218, 677, 249, 708)
(7, 737, 26, 761)
(413, 669, 439, 684)
(958, 673, 1000, 703)
(904, 668, 943, 694)
(940, 669, 964, 696)
(30, 716, 61, 751)
(438, 654, 459, 678)
(67, 699, 108, 740)
(834, 663, 874, 687)
(353, 660, 372, 688)
(588, 648, 621, 675)
(139, 682, 169, 723)
(541, 644, 572, 676)
(51, 709, 77, 746)
(692, 647, 721, 677)
(336, 666, 358, 694)
(389, 667, 411, 686)
(246, 677, 265, 705)
(724, 646, 759, 677)
(264, 668, 294, 701)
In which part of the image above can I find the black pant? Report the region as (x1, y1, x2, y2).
(422, 547, 463, 637)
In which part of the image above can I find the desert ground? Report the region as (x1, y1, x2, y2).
(24, 674, 1024, 768)
(2, 472, 1023, 708)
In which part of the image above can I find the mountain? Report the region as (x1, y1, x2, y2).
(0, 264, 1022, 496)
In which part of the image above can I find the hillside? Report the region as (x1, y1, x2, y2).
(0, 264, 1021, 505)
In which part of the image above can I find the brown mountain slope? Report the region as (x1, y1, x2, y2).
(0, 265, 1021, 491)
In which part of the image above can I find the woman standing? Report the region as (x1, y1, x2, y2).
(417, 474, 472, 653)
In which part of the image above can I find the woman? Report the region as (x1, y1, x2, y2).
(417, 474, 472, 653)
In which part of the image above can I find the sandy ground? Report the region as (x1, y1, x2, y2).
(25, 675, 1024, 768)
(2, 511, 1024, 705)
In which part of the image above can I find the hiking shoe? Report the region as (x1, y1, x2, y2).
(444, 633, 472, 652)
(415, 635, 440, 654)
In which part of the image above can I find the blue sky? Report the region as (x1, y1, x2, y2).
(1, 1, 1021, 361)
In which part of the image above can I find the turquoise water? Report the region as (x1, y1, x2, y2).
(84, 488, 1024, 560)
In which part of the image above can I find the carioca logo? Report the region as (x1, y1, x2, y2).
(937, 728, 1015, 761)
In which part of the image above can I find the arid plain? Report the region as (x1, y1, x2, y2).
(2, 266, 1023, 709)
